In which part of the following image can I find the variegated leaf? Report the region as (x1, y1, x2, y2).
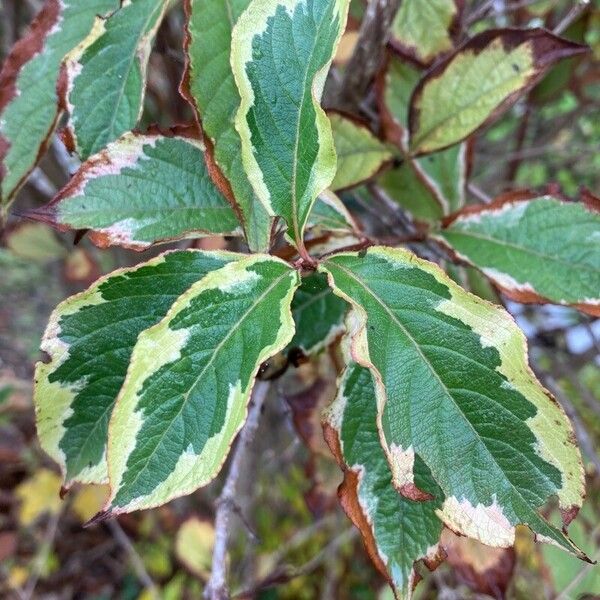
(329, 112, 394, 191)
(232, 0, 350, 247)
(62, 0, 168, 159)
(435, 194, 600, 316)
(409, 29, 588, 155)
(0, 0, 119, 209)
(105, 255, 299, 514)
(321, 246, 586, 558)
(308, 190, 359, 234)
(378, 53, 468, 218)
(290, 272, 347, 354)
(184, 0, 272, 252)
(390, 0, 462, 66)
(324, 363, 443, 599)
(378, 144, 468, 221)
(26, 132, 242, 250)
(35, 250, 237, 487)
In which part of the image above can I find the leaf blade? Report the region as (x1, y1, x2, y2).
(324, 363, 444, 598)
(107, 255, 299, 513)
(184, 0, 272, 252)
(27, 132, 242, 249)
(321, 246, 586, 557)
(232, 0, 350, 246)
(409, 28, 588, 155)
(34, 249, 238, 486)
(436, 194, 600, 315)
(0, 0, 119, 207)
(329, 112, 394, 191)
(390, 0, 462, 66)
(63, 0, 168, 159)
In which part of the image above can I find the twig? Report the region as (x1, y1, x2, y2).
(232, 527, 357, 598)
(22, 509, 63, 600)
(334, 0, 401, 112)
(553, 0, 590, 35)
(107, 520, 159, 598)
(467, 183, 492, 204)
(204, 381, 271, 600)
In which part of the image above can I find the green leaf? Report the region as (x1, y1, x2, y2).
(379, 53, 421, 149)
(289, 272, 347, 354)
(324, 363, 443, 599)
(378, 144, 468, 221)
(232, 0, 350, 247)
(34, 250, 237, 486)
(184, 0, 272, 252)
(378, 53, 468, 218)
(62, 0, 168, 159)
(378, 161, 445, 222)
(329, 112, 394, 191)
(409, 29, 588, 155)
(28, 132, 242, 249)
(390, 0, 461, 65)
(436, 194, 600, 316)
(106, 255, 299, 514)
(0, 0, 119, 209)
(308, 190, 358, 234)
(321, 246, 586, 558)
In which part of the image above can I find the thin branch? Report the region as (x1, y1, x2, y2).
(232, 527, 357, 598)
(204, 381, 270, 600)
(107, 520, 159, 598)
(467, 182, 493, 204)
(553, 0, 590, 35)
(22, 509, 63, 600)
(334, 0, 401, 112)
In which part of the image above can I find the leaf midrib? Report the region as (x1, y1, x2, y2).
(326, 260, 557, 504)
(442, 229, 600, 274)
(116, 268, 292, 501)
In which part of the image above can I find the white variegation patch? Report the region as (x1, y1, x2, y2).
(108, 324, 191, 498)
(437, 496, 515, 547)
(388, 444, 416, 490)
(35, 283, 108, 484)
(452, 197, 530, 226)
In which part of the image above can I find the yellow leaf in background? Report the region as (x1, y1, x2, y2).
(8, 565, 29, 589)
(7, 223, 67, 263)
(15, 469, 62, 526)
(175, 518, 215, 579)
(71, 485, 110, 523)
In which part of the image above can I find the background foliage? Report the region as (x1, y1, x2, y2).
(0, 0, 599, 598)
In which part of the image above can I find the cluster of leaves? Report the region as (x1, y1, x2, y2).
(1, 0, 600, 597)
